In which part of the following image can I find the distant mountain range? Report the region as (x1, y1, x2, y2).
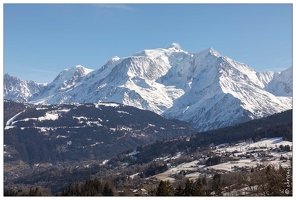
(4, 43, 292, 131)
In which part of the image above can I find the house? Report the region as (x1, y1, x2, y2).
(132, 188, 148, 196)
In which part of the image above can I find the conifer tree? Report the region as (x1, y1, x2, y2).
(183, 179, 196, 196)
(156, 180, 173, 196)
(194, 178, 205, 196)
(174, 184, 184, 196)
(102, 182, 114, 196)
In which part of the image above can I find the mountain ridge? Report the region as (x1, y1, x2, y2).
(4, 99, 197, 165)
(4, 44, 292, 131)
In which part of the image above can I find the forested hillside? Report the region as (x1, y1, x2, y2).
(4, 109, 292, 195)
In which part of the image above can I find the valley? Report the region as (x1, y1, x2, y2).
(3, 102, 292, 196)
(3, 44, 293, 196)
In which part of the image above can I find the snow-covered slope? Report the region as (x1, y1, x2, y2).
(264, 67, 292, 97)
(4, 74, 45, 103)
(4, 43, 292, 131)
(162, 51, 292, 130)
(30, 65, 94, 104)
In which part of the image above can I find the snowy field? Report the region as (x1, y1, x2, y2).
(155, 160, 204, 181)
(222, 137, 292, 152)
(154, 137, 292, 182)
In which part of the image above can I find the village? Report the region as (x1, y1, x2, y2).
(149, 137, 292, 183)
(124, 137, 292, 196)
(4, 136, 292, 196)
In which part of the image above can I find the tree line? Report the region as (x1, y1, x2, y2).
(153, 164, 292, 196)
(5, 162, 292, 196)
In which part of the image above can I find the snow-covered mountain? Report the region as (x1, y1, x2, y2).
(4, 43, 292, 131)
(30, 65, 94, 104)
(4, 74, 45, 103)
(265, 67, 292, 96)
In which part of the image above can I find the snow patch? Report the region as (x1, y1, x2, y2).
(6, 110, 25, 126)
(117, 110, 130, 115)
(73, 116, 88, 121)
(90, 142, 104, 147)
(56, 135, 68, 138)
(127, 150, 139, 156)
(96, 102, 120, 108)
(38, 112, 59, 121)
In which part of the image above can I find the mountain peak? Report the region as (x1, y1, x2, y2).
(168, 43, 181, 50)
(107, 56, 120, 64)
(207, 47, 221, 57)
(196, 47, 221, 58)
(71, 65, 93, 74)
(101, 56, 121, 71)
(54, 65, 93, 82)
(112, 56, 120, 61)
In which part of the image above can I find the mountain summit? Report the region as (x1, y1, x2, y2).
(4, 44, 292, 131)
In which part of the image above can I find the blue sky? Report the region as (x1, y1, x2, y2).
(3, 3, 292, 83)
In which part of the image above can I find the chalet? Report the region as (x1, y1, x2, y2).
(132, 188, 148, 196)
